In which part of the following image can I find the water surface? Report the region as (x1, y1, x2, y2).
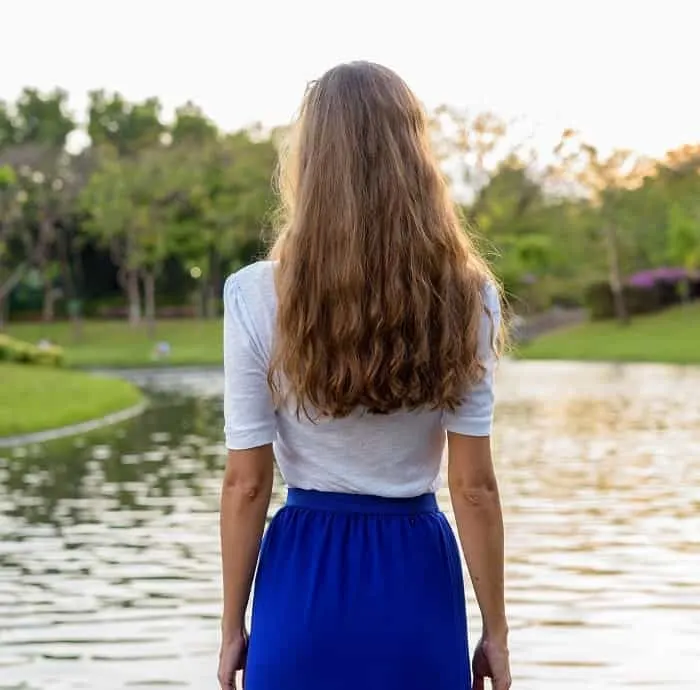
(1, 361, 698, 689)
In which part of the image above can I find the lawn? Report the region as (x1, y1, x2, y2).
(517, 302, 700, 365)
(5, 303, 699, 370)
(5, 319, 223, 368)
(0, 364, 144, 438)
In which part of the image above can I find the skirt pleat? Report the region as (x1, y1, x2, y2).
(244, 489, 470, 690)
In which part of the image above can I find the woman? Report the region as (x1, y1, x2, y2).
(218, 61, 511, 690)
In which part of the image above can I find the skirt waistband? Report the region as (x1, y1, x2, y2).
(285, 489, 439, 515)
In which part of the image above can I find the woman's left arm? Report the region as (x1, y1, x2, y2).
(220, 445, 273, 642)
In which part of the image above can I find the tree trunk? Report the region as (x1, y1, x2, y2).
(126, 269, 142, 326)
(38, 217, 56, 322)
(605, 223, 629, 325)
(57, 226, 83, 342)
(114, 235, 142, 327)
(206, 255, 221, 318)
(195, 281, 205, 319)
(143, 270, 156, 338)
(201, 249, 214, 319)
(42, 282, 56, 322)
(204, 280, 217, 319)
(0, 264, 27, 326)
(0, 269, 25, 300)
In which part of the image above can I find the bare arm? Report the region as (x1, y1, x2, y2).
(447, 432, 507, 642)
(219, 445, 274, 642)
(219, 273, 277, 688)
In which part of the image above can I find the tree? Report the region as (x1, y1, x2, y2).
(667, 203, 700, 272)
(546, 130, 652, 324)
(171, 102, 218, 145)
(657, 148, 700, 271)
(469, 159, 543, 297)
(1, 144, 86, 320)
(127, 148, 182, 333)
(80, 145, 191, 332)
(87, 91, 164, 155)
(430, 106, 509, 199)
(81, 92, 170, 328)
(0, 89, 79, 321)
(80, 152, 148, 327)
(0, 101, 17, 149)
(169, 132, 277, 317)
(0, 165, 25, 326)
(13, 88, 74, 148)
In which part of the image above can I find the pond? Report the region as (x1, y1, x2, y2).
(0, 361, 698, 689)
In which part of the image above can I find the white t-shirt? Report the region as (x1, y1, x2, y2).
(223, 261, 500, 498)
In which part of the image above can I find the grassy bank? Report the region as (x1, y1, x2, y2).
(0, 364, 144, 437)
(5, 319, 222, 368)
(518, 302, 700, 364)
(5, 301, 699, 369)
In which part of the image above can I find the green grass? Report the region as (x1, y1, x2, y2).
(6, 302, 699, 370)
(0, 364, 144, 437)
(517, 302, 700, 364)
(4, 319, 223, 368)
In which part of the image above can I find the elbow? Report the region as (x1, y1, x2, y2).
(222, 479, 268, 503)
(452, 485, 499, 510)
(221, 473, 270, 504)
(220, 447, 273, 506)
(221, 468, 272, 508)
(449, 475, 500, 509)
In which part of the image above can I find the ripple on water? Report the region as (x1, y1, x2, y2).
(0, 362, 699, 690)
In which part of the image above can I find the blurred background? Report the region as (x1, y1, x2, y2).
(0, 1, 698, 688)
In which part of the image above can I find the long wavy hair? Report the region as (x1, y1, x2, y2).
(268, 61, 503, 419)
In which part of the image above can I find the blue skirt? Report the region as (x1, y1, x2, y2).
(244, 489, 470, 689)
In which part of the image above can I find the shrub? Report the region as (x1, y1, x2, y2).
(584, 283, 615, 320)
(584, 282, 663, 320)
(628, 267, 700, 306)
(0, 334, 65, 367)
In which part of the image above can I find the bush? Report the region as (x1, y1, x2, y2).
(585, 281, 663, 320)
(0, 334, 64, 367)
(628, 267, 700, 306)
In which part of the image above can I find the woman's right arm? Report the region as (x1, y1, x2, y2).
(443, 282, 511, 689)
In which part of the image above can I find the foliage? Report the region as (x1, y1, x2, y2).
(586, 267, 700, 319)
(0, 87, 699, 328)
(584, 281, 663, 320)
(0, 332, 64, 366)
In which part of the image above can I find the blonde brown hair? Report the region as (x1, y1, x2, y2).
(269, 61, 503, 418)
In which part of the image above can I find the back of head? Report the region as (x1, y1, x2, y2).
(269, 61, 501, 418)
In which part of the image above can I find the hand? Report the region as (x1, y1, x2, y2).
(472, 635, 511, 690)
(218, 629, 248, 690)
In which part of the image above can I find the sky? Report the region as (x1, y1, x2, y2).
(3, 0, 698, 159)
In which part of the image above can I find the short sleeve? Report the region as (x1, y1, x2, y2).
(223, 274, 277, 450)
(442, 282, 501, 437)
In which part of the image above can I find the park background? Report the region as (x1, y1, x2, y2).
(0, 1, 698, 688)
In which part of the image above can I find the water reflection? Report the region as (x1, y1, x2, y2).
(0, 361, 698, 689)
(0, 394, 222, 526)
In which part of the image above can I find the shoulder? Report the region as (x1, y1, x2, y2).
(477, 280, 502, 354)
(481, 280, 501, 318)
(224, 260, 275, 298)
(224, 261, 276, 312)
(223, 261, 276, 352)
